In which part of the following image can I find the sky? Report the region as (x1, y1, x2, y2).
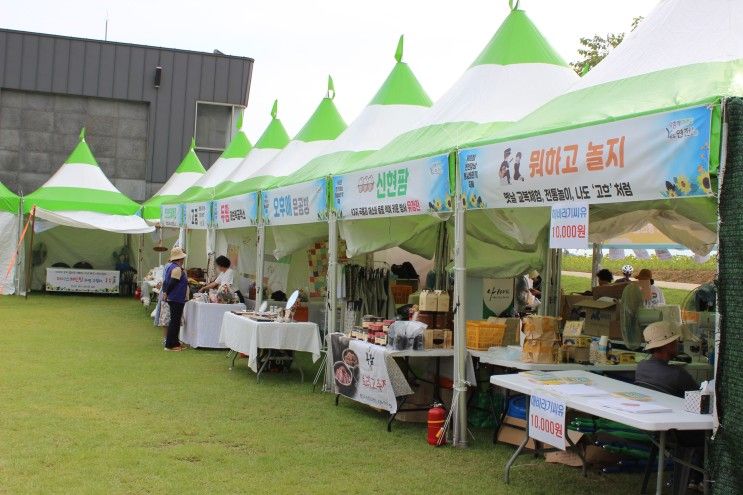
(0, 0, 656, 140)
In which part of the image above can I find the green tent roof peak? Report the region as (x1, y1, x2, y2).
(470, 8, 567, 68)
(255, 116, 290, 149)
(369, 60, 433, 107)
(294, 94, 347, 143)
(66, 128, 98, 166)
(174, 140, 206, 174)
(220, 129, 253, 159)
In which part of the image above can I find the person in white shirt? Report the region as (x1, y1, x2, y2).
(201, 256, 234, 291)
(636, 268, 666, 308)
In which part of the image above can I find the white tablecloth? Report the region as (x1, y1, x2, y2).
(180, 301, 245, 348)
(219, 312, 321, 372)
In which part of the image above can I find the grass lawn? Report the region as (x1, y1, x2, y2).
(0, 295, 644, 494)
(561, 275, 693, 307)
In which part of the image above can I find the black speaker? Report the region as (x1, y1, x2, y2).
(154, 66, 162, 88)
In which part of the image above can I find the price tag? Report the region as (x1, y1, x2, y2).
(528, 394, 567, 450)
(549, 201, 588, 249)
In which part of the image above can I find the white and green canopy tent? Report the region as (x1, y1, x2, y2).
(0, 181, 21, 295)
(23, 129, 153, 290)
(266, 36, 433, 260)
(142, 138, 206, 225)
(163, 113, 253, 269)
(331, 6, 578, 261)
(211, 101, 291, 296)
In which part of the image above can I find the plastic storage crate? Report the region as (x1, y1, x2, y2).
(466, 320, 507, 350)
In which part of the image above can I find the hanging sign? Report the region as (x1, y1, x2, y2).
(45, 268, 120, 294)
(184, 202, 210, 229)
(333, 154, 452, 220)
(482, 278, 515, 317)
(213, 192, 258, 229)
(459, 105, 713, 209)
(262, 178, 328, 226)
(160, 204, 183, 228)
(528, 393, 567, 450)
(549, 202, 589, 249)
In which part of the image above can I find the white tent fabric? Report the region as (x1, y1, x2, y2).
(0, 211, 18, 294)
(34, 209, 155, 235)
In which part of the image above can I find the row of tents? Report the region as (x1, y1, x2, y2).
(0, 0, 740, 457)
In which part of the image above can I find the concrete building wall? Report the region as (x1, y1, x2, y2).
(0, 29, 253, 201)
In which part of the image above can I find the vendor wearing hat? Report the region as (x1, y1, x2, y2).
(636, 268, 666, 308)
(635, 321, 697, 397)
(162, 247, 188, 351)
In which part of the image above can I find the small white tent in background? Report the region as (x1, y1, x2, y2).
(23, 128, 153, 291)
(0, 181, 20, 295)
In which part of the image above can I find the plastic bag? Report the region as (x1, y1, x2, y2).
(388, 320, 427, 350)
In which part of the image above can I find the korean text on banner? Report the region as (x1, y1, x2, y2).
(550, 202, 589, 249)
(160, 204, 183, 228)
(45, 268, 120, 294)
(460, 105, 713, 209)
(214, 193, 258, 229)
(333, 154, 451, 220)
(262, 178, 328, 226)
(185, 202, 210, 229)
(528, 393, 567, 450)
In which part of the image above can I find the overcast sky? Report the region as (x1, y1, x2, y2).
(0, 0, 655, 140)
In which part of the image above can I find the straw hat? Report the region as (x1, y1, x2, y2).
(528, 270, 540, 279)
(169, 246, 187, 262)
(643, 321, 681, 351)
(636, 269, 653, 281)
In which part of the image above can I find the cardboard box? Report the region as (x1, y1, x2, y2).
(424, 329, 453, 349)
(561, 294, 594, 322)
(592, 282, 630, 300)
(487, 317, 521, 346)
(435, 290, 451, 312)
(497, 416, 536, 449)
(575, 299, 622, 339)
(419, 290, 438, 312)
(522, 339, 559, 364)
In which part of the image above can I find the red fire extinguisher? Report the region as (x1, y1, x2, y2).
(427, 402, 447, 446)
(134, 287, 142, 300)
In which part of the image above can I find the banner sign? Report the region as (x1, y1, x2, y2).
(214, 192, 258, 229)
(333, 155, 452, 220)
(549, 202, 589, 249)
(45, 268, 119, 294)
(185, 202, 211, 229)
(459, 105, 713, 209)
(262, 178, 328, 226)
(160, 204, 183, 228)
(529, 394, 567, 450)
(329, 334, 400, 413)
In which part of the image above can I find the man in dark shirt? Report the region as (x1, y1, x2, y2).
(636, 321, 697, 397)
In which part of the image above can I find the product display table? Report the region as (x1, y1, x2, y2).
(180, 301, 245, 349)
(219, 312, 321, 381)
(490, 370, 713, 494)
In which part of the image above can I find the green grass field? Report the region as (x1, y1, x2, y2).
(0, 295, 644, 494)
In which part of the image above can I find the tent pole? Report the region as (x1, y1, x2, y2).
(24, 207, 36, 300)
(255, 219, 265, 309)
(327, 209, 338, 336)
(452, 151, 468, 448)
(15, 196, 24, 296)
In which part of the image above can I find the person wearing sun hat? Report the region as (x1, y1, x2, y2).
(636, 268, 666, 308)
(635, 321, 697, 398)
(162, 247, 188, 351)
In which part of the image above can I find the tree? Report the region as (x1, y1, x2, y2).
(571, 17, 644, 75)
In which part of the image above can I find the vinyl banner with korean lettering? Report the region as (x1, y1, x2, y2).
(213, 192, 258, 229)
(333, 155, 452, 220)
(184, 202, 211, 229)
(160, 204, 183, 228)
(262, 178, 328, 226)
(459, 106, 713, 209)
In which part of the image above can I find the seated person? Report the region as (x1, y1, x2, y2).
(615, 264, 634, 284)
(636, 321, 697, 398)
(200, 256, 243, 302)
(596, 268, 613, 286)
(636, 268, 665, 308)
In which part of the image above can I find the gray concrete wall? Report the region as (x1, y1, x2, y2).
(0, 89, 149, 200)
(0, 29, 253, 201)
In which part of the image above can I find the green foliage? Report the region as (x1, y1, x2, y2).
(571, 17, 644, 75)
(562, 254, 717, 273)
(0, 295, 645, 494)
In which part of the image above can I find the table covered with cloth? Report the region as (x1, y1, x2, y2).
(180, 300, 245, 348)
(219, 312, 321, 372)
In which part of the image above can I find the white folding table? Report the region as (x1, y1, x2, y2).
(180, 300, 245, 348)
(219, 312, 321, 382)
(490, 370, 713, 494)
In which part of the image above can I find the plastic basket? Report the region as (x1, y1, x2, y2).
(391, 284, 413, 305)
(466, 320, 507, 350)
